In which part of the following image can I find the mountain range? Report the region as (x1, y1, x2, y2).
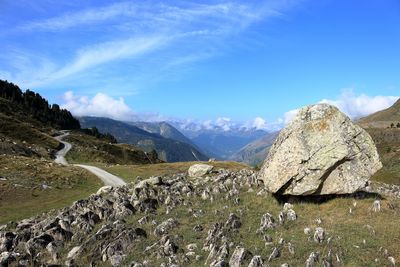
(170, 121, 268, 160)
(79, 117, 209, 162)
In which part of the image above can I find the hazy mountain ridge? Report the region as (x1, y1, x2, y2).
(230, 131, 279, 166)
(170, 120, 267, 159)
(80, 117, 209, 162)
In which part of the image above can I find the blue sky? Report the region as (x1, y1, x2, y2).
(1, 0, 399, 130)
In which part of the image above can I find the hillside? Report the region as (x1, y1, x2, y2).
(129, 121, 194, 145)
(0, 80, 159, 222)
(358, 98, 400, 128)
(64, 130, 160, 165)
(80, 116, 209, 162)
(353, 99, 400, 185)
(1, 165, 399, 266)
(0, 80, 80, 129)
(230, 131, 279, 166)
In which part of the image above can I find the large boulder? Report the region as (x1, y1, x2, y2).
(188, 164, 213, 178)
(258, 104, 382, 195)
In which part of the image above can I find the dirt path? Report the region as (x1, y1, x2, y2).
(54, 131, 126, 187)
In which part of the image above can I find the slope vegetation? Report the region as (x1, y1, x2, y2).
(358, 98, 400, 128)
(356, 99, 400, 185)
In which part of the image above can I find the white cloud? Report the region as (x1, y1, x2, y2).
(283, 108, 300, 124)
(215, 117, 234, 131)
(277, 90, 399, 127)
(320, 89, 399, 119)
(61, 91, 136, 121)
(249, 116, 268, 130)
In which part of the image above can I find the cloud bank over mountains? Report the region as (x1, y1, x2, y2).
(62, 89, 399, 132)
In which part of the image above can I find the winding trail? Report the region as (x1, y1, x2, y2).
(54, 131, 126, 187)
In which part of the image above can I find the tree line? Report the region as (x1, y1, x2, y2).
(390, 122, 400, 128)
(0, 79, 80, 129)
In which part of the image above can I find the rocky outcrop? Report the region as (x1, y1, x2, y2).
(188, 163, 214, 177)
(0, 168, 259, 266)
(258, 103, 382, 195)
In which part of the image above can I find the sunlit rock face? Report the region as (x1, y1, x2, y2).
(258, 103, 382, 196)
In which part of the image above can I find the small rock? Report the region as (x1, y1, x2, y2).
(229, 246, 252, 267)
(313, 227, 325, 243)
(154, 218, 179, 237)
(268, 247, 280, 262)
(67, 246, 81, 259)
(304, 227, 312, 235)
(96, 185, 113, 195)
(188, 164, 214, 178)
(372, 200, 381, 212)
(388, 256, 396, 266)
(248, 255, 264, 267)
(305, 251, 320, 267)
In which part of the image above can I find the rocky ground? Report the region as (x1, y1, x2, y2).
(0, 167, 399, 267)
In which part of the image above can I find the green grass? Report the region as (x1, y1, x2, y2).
(0, 155, 102, 224)
(95, 161, 251, 183)
(65, 131, 154, 165)
(110, 187, 400, 266)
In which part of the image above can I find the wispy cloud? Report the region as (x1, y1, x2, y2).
(1, 1, 297, 89)
(16, 2, 138, 32)
(33, 35, 167, 87)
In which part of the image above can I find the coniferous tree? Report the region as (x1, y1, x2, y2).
(0, 79, 80, 129)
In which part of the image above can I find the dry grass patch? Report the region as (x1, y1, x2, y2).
(97, 161, 251, 183)
(0, 155, 102, 224)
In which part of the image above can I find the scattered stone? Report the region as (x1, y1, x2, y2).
(304, 227, 312, 235)
(67, 246, 81, 259)
(305, 251, 320, 267)
(314, 227, 325, 243)
(388, 256, 396, 266)
(154, 218, 179, 237)
(268, 247, 280, 262)
(257, 213, 276, 233)
(96, 185, 113, 195)
(193, 224, 204, 232)
(229, 246, 252, 267)
(224, 213, 241, 230)
(248, 255, 264, 267)
(287, 242, 295, 255)
(372, 200, 381, 212)
(188, 164, 213, 178)
(186, 243, 197, 251)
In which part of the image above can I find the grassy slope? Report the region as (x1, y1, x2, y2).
(359, 99, 400, 124)
(0, 155, 102, 224)
(54, 165, 399, 267)
(64, 131, 157, 165)
(94, 161, 251, 183)
(367, 128, 400, 185)
(0, 112, 59, 159)
(119, 192, 399, 266)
